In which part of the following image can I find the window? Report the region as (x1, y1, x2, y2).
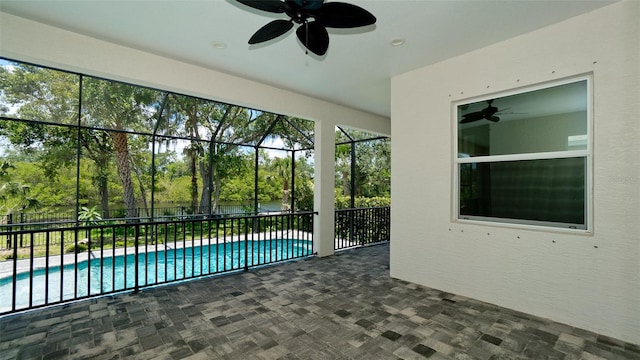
(454, 77, 591, 230)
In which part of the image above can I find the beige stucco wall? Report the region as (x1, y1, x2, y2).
(391, 0, 639, 343)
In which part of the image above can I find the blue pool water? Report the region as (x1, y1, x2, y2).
(0, 239, 312, 312)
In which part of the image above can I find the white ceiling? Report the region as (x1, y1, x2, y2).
(0, 0, 616, 118)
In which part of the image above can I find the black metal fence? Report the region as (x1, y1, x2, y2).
(335, 206, 390, 250)
(0, 211, 315, 315)
(1, 204, 259, 227)
(0, 204, 288, 249)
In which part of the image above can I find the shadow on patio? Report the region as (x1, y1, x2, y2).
(1, 243, 638, 360)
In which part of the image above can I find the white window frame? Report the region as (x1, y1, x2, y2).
(452, 75, 593, 232)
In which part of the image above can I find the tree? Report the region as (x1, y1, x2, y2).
(0, 63, 78, 214)
(0, 64, 120, 216)
(353, 139, 391, 197)
(269, 156, 292, 210)
(78, 129, 113, 214)
(0, 160, 38, 217)
(166, 95, 205, 212)
(0, 63, 80, 178)
(163, 95, 278, 214)
(335, 129, 390, 202)
(293, 156, 314, 211)
(81, 77, 160, 220)
(1, 59, 322, 222)
(335, 143, 352, 196)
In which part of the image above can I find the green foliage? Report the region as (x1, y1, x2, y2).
(335, 135, 390, 199)
(1, 59, 391, 220)
(0, 160, 39, 215)
(114, 240, 136, 248)
(78, 206, 102, 226)
(17, 161, 76, 208)
(65, 243, 88, 254)
(0, 63, 79, 124)
(160, 176, 195, 204)
(221, 177, 253, 202)
(335, 196, 391, 209)
(294, 179, 314, 211)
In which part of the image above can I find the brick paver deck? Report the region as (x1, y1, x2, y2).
(0, 243, 638, 359)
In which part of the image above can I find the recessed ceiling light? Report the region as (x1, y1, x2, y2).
(211, 41, 227, 49)
(390, 37, 406, 46)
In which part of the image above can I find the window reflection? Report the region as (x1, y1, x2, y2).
(455, 77, 590, 230)
(458, 80, 588, 157)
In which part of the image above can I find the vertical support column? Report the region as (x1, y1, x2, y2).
(350, 141, 356, 209)
(349, 141, 356, 246)
(151, 136, 156, 221)
(254, 147, 259, 215)
(314, 119, 336, 257)
(290, 150, 296, 212)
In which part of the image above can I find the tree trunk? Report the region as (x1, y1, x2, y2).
(98, 171, 109, 217)
(111, 132, 137, 221)
(185, 104, 201, 214)
(189, 146, 199, 213)
(213, 176, 221, 214)
(282, 179, 289, 210)
(82, 131, 111, 217)
(199, 158, 214, 214)
(342, 171, 350, 196)
(93, 152, 111, 217)
(131, 158, 149, 218)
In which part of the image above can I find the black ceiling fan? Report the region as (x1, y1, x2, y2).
(460, 100, 501, 124)
(236, 0, 376, 56)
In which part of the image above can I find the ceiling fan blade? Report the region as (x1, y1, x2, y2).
(314, 2, 376, 28)
(236, 0, 286, 13)
(460, 112, 483, 124)
(293, 0, 324, 10)
(296, 21, 329, 55)
(249, 20, 294, 44)
(460, 119, 482, 124)
(487, 116, 500, 122)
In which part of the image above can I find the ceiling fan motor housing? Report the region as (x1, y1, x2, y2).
(237, 0, 376, 56)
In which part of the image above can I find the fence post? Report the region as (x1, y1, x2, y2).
(19, 212, 24, 248)
(244, 218, 249, 272)
(134, 223, 139, 293)
(6, 213, 12, 249)
(349, 209, 356, 247)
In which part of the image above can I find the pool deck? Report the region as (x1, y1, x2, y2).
(1, 243, 638, 360)
(0, 231, 318, 279)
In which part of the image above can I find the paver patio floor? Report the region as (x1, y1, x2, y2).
(0, 243, 638, 360)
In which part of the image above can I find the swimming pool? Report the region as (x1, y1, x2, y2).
(0, 239, 312, 312)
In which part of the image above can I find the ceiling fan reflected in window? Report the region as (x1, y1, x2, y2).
(460, 100, 501, 124)
(459, 99, 529, 124)
(236, 0, 376, 56)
